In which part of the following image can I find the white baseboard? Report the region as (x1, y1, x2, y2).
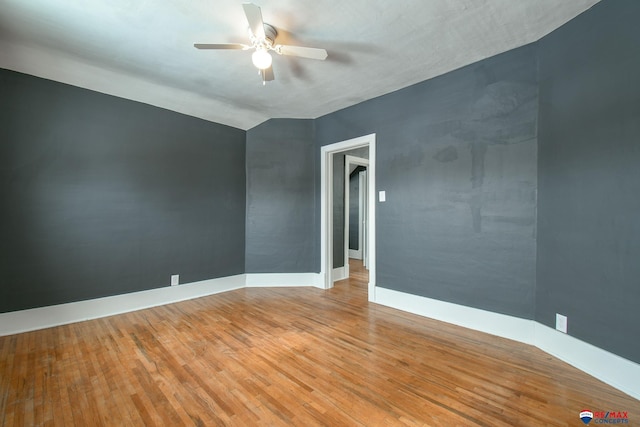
(332, 266, 348, 282)
(374, 286, 640, 400)
(535, 323, 640, 400)
(349, 249, 362, 259)
(245, 273, 321, 288)
(374, 287, 535, 344)
(0, 274, 246, 337)
(0, 272, 324, 336)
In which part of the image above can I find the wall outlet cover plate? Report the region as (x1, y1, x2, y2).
(555, 313, 568, 333)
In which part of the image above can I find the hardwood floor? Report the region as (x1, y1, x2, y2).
(1, 260, 638, 426)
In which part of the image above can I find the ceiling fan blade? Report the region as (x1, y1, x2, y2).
(277, 45, 328, 60)
(194, 43, 248, 50)
(242, 3, 266, 40)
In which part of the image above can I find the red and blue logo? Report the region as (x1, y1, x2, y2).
(581, 410, 594, 425)
(580, 409, 629, 424)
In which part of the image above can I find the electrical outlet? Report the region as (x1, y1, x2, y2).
(171, 274, 179, 286)
(555, 313, 568, 333)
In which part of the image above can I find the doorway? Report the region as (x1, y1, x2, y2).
(345, 155, 369, 269)
(320, 134, 376, 302)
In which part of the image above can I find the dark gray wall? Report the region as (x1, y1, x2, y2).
(317, 45, 538, 318)
(0, 69, 246, 313)
(537, 0, 640, 363)
(245, 119, 316, 273)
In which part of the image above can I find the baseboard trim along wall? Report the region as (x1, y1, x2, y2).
(0, 273, 323, 336)
(374, 286, 640, 401)
(374, 287, 536, 345)
(1, 277, 638, 400)
(0, 275, 246, 336)
(332, 266, 348, 282)
(245, 273, 321, 288)
(534, 323, 640, 402)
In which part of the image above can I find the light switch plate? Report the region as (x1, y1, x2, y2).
(379, 191, 386, 202)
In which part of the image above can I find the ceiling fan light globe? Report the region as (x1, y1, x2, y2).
(252, 49, 272, 70)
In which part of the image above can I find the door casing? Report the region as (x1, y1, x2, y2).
(320, 133, 376, 301)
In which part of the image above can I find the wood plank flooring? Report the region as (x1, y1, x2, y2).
(1, 259, 638, 426)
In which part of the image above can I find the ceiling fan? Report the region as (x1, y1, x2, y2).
(194, 3, 328, 85)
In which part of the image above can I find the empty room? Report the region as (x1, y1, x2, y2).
(1, 0, 639, 425)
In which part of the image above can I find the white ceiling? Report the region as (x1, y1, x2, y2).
(0, 0, 599, 130)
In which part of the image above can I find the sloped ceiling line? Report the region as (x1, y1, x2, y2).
(0, 0, 600, 130)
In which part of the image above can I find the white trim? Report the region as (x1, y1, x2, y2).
(332, 266, 348, 282)
(374, 287, 640, 400)
(0, 275, 246, 337)
(0, 272, 324, 336)
(348, 249, 360, 259)
(245, 273, 321, 288)
(535, 323, 640, 400)
(320, 134, 376, 298)
(374, 287, 535, 344)
(320, 144, 333, 290)
(359, 171, 367, 263)
(367, 141, 376, 301)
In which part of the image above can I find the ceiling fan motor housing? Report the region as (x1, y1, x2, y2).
(262, 24, 277, 46)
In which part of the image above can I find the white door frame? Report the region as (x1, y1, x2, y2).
(359, 170, 369, 269)
(320, 134, 376, 301)
(345, 155, 369, 265)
